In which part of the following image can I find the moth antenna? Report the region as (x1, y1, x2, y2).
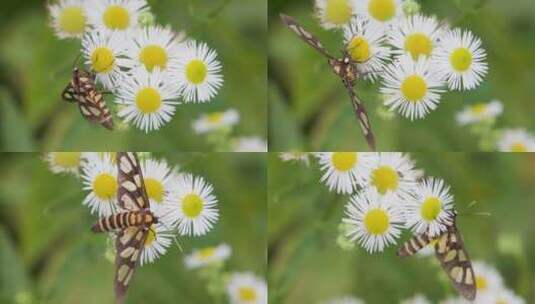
(458, 211, 492, 217)
(467, 200, 478, 209)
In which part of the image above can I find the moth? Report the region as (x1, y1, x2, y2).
(91, 152, 157, 303)
(280, 14, 375, 150)
(62, 68, 114, 130)
(397, 210, 476, 300)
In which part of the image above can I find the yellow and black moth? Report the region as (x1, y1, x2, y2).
(397, 211, 476, 300)
(280, 14, 376, 151)
(62, 68, 114, 130)
(91, 152, 157, 304)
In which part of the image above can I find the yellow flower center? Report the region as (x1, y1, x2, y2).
(495, 299, 508, 304)
(470, 103, 487, 115)
(475, 275, 488, 290)
(421, 197, 442, 221)
(404, 33, 433, 59)
(510, 143, 527, 152)
(52, 152, 81, 169)
(371, 166, 399, 194)
(139, 45, 168, 72)
(348, 37, 370, 63)
(145, 178, 164, 203)
(136, 88, 162, 114)
(450, 47, 473, 72)
(325, 0, 353, 25)
(238, 287, 257, 302)
(103, 5, 130, 30)
(368, 0, 396, 22)
(186, 60, 207, 84)
(182, 193, 204, 218)
(59, 6, 86, 35)
(331, 152, 358, 171)
(91, 47, 115, 73)
(364, 208, 390, 235)
(207, 112, 225, 124)
(144, 225, 156, 246)
(198, 247, 216, 260)
(401, 75, 427, 102)
(93, 173, 118, 199)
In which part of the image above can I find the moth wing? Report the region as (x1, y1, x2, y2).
(434, 228, 476, 300)
(76, 89, 114, 130)
(61, 80, 77, 102)
(397, 232, 433, 257)
(114, 226, 147, 304)
(116, 152, 150, 211)
(280, 14, 335, 59)
(344, 84, 375, 150)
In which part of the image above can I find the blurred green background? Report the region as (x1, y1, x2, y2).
(269, 0, 535, 151)
(268, 153, 535, 303)
(0, 0, 266, 151)
(0, 152, 266, 303)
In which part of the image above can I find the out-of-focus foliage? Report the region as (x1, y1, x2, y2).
(268, 0, 535, 151)
(0, 0, 266, 151)
(268, 153, 535, 303)
(0, 152, 266, 303)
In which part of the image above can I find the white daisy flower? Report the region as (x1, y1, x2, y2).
(456, 100, 503, 126)
(343, 16, 391, 82)
(315, 0, 358, 29)
(365, 152, 417, 201)
(381, 55, 445, 120)
(139, 222, 174, 265)
(48, 0, 88, 39)
(80, 153, 118, 217)
(123, 25, 181, 73)
(227, 272, 267, 304)
(140, 158, 177, 213)
(472, 261, 504, 301)
(433, 28, 488, 91)
(162, 174, 219, 236)
(279, 152, 310, 166)
(81, 29, 128, 90)
(233, 137, 268, 152)
(389, 14, 444, 60)
(116, 67, 181, 132)
(401, 294, 432, 304)
(486, 288, 525, 304)
(322, 295, 365, 304)
(497, 129, 535, 152)
(172, 40, 223, 103)
(192, 108, 240, 134)
(343, 187, 404, 253)
(45, 152, 86, 175)
(184, 243, 232, 269)
(404, 177, 454, 237)
(315, 152, 374, 194)
(355, 0, 405, 27)
(86, 0, 149, 33)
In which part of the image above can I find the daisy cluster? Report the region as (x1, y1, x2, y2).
(455, 99, 535, 152)
(281, 152, 454, 253)
(310, 0, 488, 120)
(182, 242, 267, 304)
(45, 152, 219, 265)
(191, 108, 268, 152)
(47, 0, 223, 132)
(183, 245, 267, 304)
